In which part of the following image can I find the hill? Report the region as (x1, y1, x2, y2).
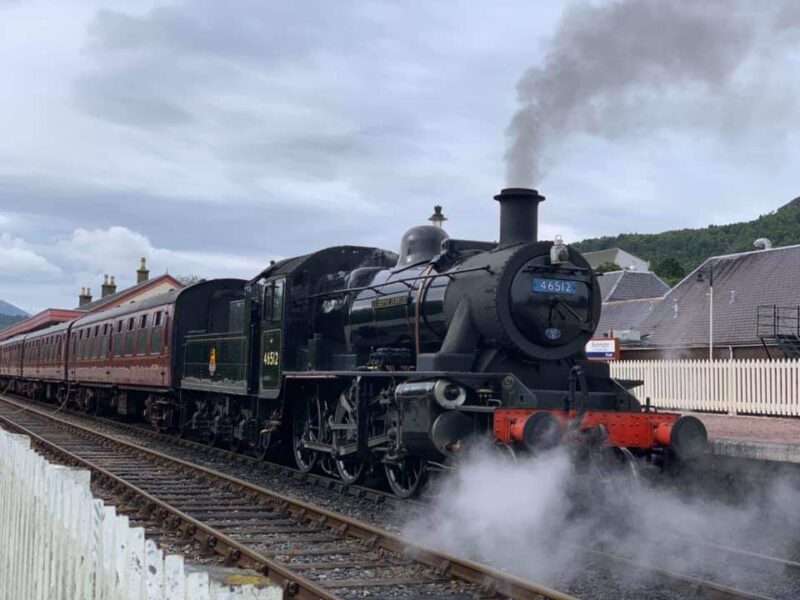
(0, 314, 25, 331)
(573, 197, 800, 285)
(0, 300, 29, 317)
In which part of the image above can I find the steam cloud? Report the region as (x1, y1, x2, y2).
(404, 448, 800, 594)
(505, 0, 800, 186)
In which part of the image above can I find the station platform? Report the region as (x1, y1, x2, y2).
(692, 412, 800, 464)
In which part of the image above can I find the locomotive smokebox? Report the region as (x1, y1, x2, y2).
(494, 187, 545, 247)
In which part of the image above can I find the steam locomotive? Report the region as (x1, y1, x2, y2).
(0, 188, 707, 497)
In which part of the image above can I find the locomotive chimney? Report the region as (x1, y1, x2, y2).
(494, 187, 545, 247)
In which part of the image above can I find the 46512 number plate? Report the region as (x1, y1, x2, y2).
(532, 277, 577, 295)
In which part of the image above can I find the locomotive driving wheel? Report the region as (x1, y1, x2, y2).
(384, 457, 426, 498)
(292, 392, 321, 472)
(332, 391, 365, 485)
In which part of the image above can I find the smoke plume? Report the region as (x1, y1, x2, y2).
(505, 0, 799, 186)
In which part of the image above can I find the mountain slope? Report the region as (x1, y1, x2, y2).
(573, 197, 800, 284)
(0, 314, 25, 331)
(0, 300, 29, 317)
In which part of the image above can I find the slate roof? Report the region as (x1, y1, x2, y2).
(641, 244, 800, 348)
(598, 271, 623, 300)
(598, 270, 670, 302)
(597, 298, 661, 335)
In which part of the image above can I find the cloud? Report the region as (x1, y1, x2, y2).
(3, 0, 800, 314)
(0, 234, 61, 279)
(55, 225, 267, 285)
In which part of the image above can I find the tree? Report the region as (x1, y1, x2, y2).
(594, 262, 622, 274)
(654, 257, 685, 286)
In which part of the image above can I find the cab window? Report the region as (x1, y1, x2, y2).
(263, 279, 284, 323)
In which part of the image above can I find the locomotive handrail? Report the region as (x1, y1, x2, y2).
(306, 264, 494, 299)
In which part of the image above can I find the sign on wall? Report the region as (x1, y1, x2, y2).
(585, 338, 620, 361)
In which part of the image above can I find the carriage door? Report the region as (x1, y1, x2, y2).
(260, 277, 285, 394)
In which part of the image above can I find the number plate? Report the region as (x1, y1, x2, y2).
(532, 277, 577, 295)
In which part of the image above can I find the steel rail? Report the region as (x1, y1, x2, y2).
(0, 394, 576, 600)
(581, 547, 777, 600)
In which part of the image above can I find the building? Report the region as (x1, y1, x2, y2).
(0, 258, 182, 341)
(0, 308, 85, 342)
(596, 270, 669, 341)
(76, 258, 181, 314)
(622, 244, 800, 360)
(583, 247, 650, 272)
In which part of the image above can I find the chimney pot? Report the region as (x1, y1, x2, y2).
(78, 286, 93, 307)
(101, 273, 117, 298)
(136, 257, 150, 284)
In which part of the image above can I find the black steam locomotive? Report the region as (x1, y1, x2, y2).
(0, 188, 707, 497)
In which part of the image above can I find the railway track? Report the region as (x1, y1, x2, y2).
(1, 393, 796, 599)
(0, 394, 573, 600)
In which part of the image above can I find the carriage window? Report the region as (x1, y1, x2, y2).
(140, 314, 147, 329)
(154, 311, 162, 327)
(113, 329, 123, 357)
(103, 323, 109, 335)
(117, 320, 123, 333)
(137, 324, 147, 355)
(128, 317, 135, 331)
(149, 326, 162, 354)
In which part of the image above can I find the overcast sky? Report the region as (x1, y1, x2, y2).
(1, 0, 799, 313)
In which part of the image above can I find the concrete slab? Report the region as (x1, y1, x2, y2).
(689, 412, 800, 464)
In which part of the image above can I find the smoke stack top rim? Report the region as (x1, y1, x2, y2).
(493, 187, 546, 202)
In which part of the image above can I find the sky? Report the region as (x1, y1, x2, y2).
(1, 0, 799, 313)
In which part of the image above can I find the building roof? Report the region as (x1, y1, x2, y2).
(641, 244, 800, 348)
(598, 270, 670, 302)
(597, 298, 661, 336)
(78, 273, 181, 313)
(0, 308, 85, 341)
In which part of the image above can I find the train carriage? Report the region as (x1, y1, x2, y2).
(20, 323, 69, 401)
(66, 279, 245, 423)
(0, 335, 24, 381)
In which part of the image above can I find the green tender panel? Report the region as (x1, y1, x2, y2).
(260, 329, 281, 391)
(183, 334, 247, 394)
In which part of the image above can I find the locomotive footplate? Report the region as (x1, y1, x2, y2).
(493, 407, 708, 460)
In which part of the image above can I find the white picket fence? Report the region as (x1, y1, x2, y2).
(611, 359, 800, 417)
(0, 428, 280, 600)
